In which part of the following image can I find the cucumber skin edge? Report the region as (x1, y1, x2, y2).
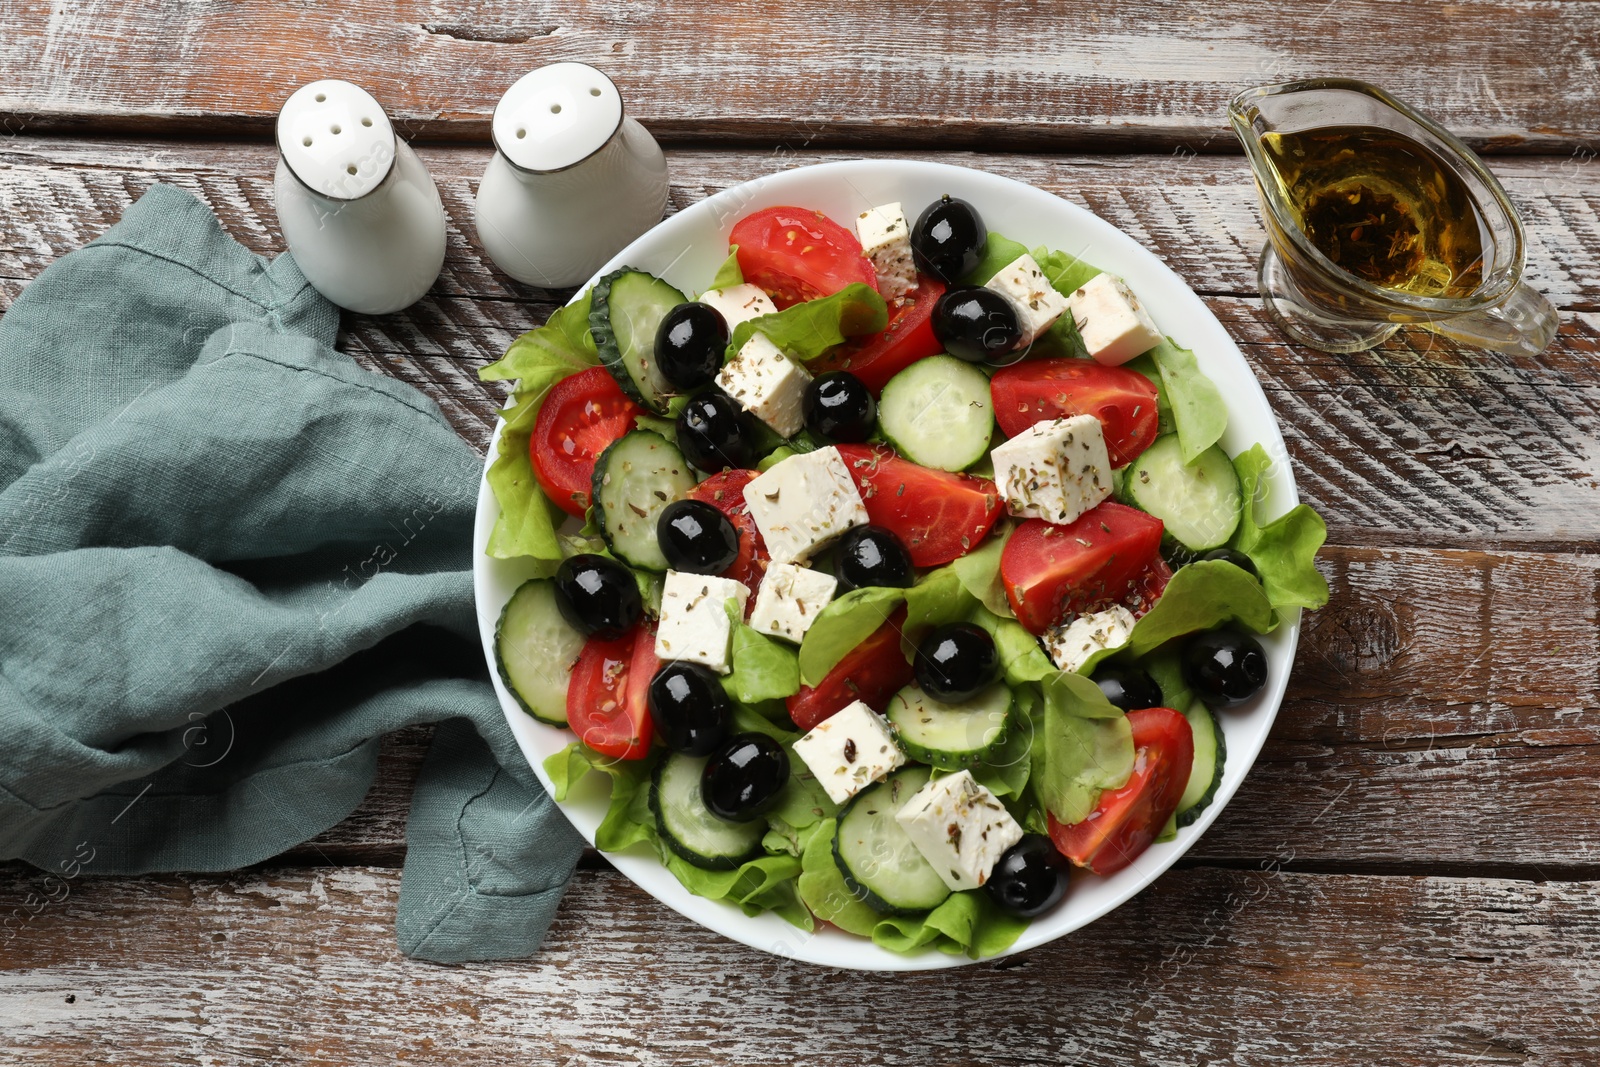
(649, 756, 764, 871)
(494, 579, 571, 728)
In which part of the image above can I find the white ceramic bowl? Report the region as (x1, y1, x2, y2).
(473, 159, 1300, 971)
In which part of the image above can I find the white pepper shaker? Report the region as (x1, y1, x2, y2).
(273, 80, 447, 315)
(474, 63, 669, 288)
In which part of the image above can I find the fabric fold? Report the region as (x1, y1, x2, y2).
(0, 184, 582, 961)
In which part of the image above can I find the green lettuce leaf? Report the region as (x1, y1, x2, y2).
(479, 291, 599, 560)
(797, 586, 905, 686)
(965, 604, 1054, 686)
(1143, 646, 1198, 716)
(1122, 352, 1176, 437)
(964, 232, 1030, 285)
(1148, 339, 1227, 465)
(1031, 244, 1103, 298)
(707, 246, 744, 291)
(728, 282, 888, 364)
(1033, 669, 1135, 824)
(1075, 559, 1276, 675)
(796, 818, 1027, 957)
(950, 524, 1014, 619)
(1230, 444, 1331, 612)
(723, 600, 803, 703)
(970, 685, 1036, 801)
(662, 851, 810, 929)
(898, 565, 978, 657)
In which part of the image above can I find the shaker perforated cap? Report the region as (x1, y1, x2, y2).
(277, 80, 397, 200)
(492, 63, 623, 173)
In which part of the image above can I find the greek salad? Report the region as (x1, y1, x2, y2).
(480, 193, 1329, 958)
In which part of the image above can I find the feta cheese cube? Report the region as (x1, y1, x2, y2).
(991, 414, 1113, 525)
(715, 332, 811, 438)
(984, 253, 1069, 346)
(698, 283, 777, 330)
(855, 202, 918, 301)
(1042, 605, 1137, 673)
(654, 571, 751, 674)
(792, 699, 906, 805)
(1066, 273, 1164, 366)
(748, 561, 838, 645)
(895, 770, 1024, 891)
(741, 446, 869, 564)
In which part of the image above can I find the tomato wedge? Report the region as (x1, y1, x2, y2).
(786, 607, 913, 732)
(834, 444, 1004, 567)
(566, 623, 658, 760)
(685, 468, 770, 599)
(1048, 707, 1194, 876)
(731, 207, 879, 309)
(990, 359, 1161, 468)
(1000, 503, 1165, 634)
(532, 366, 646, 517)
(813, 276, 945, 393)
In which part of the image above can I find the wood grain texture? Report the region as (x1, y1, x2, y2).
(4, 138, 1600, 548)
(3, 865, 1598, 1066)
(2, 1, 1599, 151)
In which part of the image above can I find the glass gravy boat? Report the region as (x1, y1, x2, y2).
(1228, 79, 1558, 356)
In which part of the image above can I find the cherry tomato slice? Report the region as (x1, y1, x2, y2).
(1048, 707, 1195, 875)
(532, 366, 646, 517)
(814, 276, 945, 394)
(731, 207, 879, 309)
(566, 623, 658, 760)
(989, 359, 1162, 468)
(685, 468, 770, 601)
(999, 503, 1166, 634)
(833, 444, 1004, 568)
(786, 607, 913, 732)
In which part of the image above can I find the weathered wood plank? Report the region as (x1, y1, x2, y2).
(2, 865, 1597, 1065)
(5, 139, 1600, 546)
(1, 1, 1598, 151)
(5, 140, 1600, 309)
(282, 545, 1600, 872)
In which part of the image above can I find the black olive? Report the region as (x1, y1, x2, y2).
(914, 623, 999, 703)
(647, 662, 731, 756)
(1199, 547, 1260, 579)
(676, 391, 758, 473)
(1090, 666, 1164, 712)
(803, 371, 876, 443)
(657, 499, 739, 574)
(1182, 629, 1269, 707)
(835, 525, 913, 592)
(654, 302, 729, 390)
(910, 195, 987, 284)
(553, 553, 642, 639)
(931, 286, 1023, 364)
(985, 834, 1071, 918)
(701, 732, 789, 821)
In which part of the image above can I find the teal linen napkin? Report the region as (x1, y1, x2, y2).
(0, 184, 584, 962)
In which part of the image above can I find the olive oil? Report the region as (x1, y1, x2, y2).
(1259, 126, 1487, 298)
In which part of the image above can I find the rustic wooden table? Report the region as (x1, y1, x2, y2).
(4, 3, 1600, 1064)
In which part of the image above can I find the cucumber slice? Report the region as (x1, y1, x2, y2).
(591, 430, 696, 572)
(833, 766, 952, 915)
(884, 682, 1011, 769)
(590, 268, 689, 414)
(495, 578, 585, 726)
(878, 354, 996, 471)
(1174, 700, 1225, 827)
(1124, 435, 1242, 551)
(651, 752, 765, 869)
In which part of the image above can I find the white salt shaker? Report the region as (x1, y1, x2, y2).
(474, 63, 669, 288)
(273, 80, 447, 314)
